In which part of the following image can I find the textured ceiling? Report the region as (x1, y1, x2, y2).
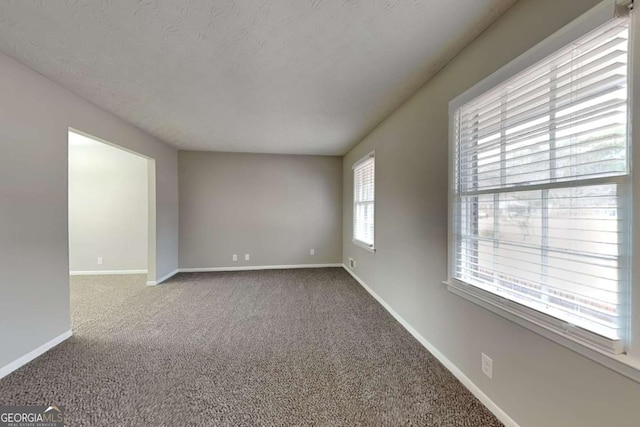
(0, 0, 516, 155)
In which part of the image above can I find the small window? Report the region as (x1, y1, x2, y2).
(353, 152, 375, 250)
(449, 15, 630, 354)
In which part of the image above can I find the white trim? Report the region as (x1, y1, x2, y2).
(179, 263, 342, 273)
(342, 265, 519, 427)
(445, 279, 640, 384)
(459, 175, 627, 197)
(629, 0, 640, 359)
(149, 265, 342, 284)
(146, 268, 179, 286)
(352, 239, 376, 252)
(0, 330, 72, 379)
(447, 278, 624, 354)
(70, 269, 147, 276)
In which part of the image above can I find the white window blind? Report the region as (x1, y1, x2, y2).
(354, 153, 375, 248)
(452, 17, 630, 349)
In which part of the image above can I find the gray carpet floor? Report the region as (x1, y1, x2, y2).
(0, 268, 501, 426)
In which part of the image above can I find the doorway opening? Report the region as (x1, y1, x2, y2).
(67, 129, 156, 326)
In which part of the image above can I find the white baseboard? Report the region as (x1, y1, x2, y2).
(146, 268, 179, 286)
(148, 264, 342, 285)
(0, 330, 73, 380)
(70, 269, 147, 276)
(179, 263, 342, 273)
(342, 265, 519, 427)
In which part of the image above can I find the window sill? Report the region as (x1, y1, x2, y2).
(353, 239, 376, 253)
(444, 278, 640, 384)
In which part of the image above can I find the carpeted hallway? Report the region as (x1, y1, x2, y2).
(0, 268, 501, 426)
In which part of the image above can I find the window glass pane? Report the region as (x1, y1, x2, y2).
(457, 21, 629, 193)
(353, 156, 375, 246)
(453, 18, 629, 342)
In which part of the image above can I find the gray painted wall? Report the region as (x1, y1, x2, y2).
(342, 0, 640, 426)
(0, 50, 178, 370)
(179, 151, 342, 268)
(69, 135, 148, 273)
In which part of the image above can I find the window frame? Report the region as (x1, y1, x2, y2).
(446, 0, 640, 383)
(353, 151, 376, 252)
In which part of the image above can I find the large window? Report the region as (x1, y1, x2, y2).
(353, 152, 375, 250)
(449, 11, 630, 354)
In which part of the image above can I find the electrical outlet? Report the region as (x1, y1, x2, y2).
(97, 257, 103, 265)
(232, 254, 238, 262)
(349, 257, 356, 269)
(481, 353, 493, 379)
(310, 249, 315, 255)
(245, 254, 250, 261)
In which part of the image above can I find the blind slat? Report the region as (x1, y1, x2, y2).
(459, 74, 626, 141)
(455, 268, 621, 330)
(452, 18, 630, 342)
(460, 22, 628, 113)
(353, 156, 375, 246)
(457, 134, 624, 171)
(459, 58, 627, 128)
(455, 249, 619, 288)
(456, 250, 619, 291)
(459, 43, 627, 121)
(458, 101, 626, 155)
